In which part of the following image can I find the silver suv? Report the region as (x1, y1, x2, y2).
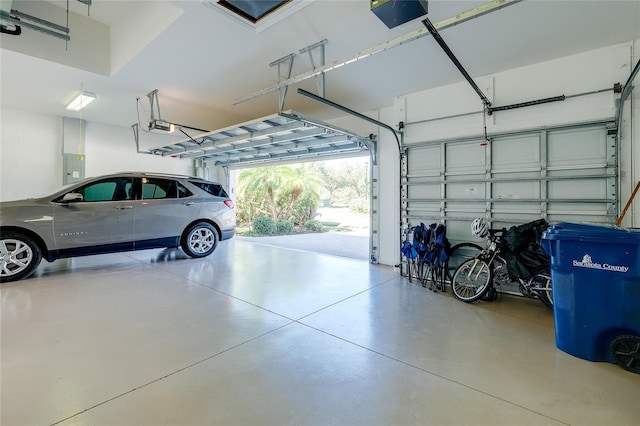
(0, 172, 235, 282)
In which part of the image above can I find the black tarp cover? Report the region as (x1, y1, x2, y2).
(503, 219, 551, 280)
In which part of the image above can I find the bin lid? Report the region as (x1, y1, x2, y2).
(542, 222, 640, 243)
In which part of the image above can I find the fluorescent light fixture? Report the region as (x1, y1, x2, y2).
(66, 91, 96, 111)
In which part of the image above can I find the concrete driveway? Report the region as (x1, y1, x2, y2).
(237, 232, 369, 261)
(238, 207, 370, 261)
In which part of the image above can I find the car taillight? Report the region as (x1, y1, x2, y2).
(224, 200, 235, 209)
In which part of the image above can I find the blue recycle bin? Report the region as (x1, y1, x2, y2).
(541, 222, 640, 373)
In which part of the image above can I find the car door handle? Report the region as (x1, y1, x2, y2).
(183, 201, 195, 206)
(116, 205, 133, 210)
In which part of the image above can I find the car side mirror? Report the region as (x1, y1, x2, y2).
(61, 192, 83, 203)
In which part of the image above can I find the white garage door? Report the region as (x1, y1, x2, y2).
(402, 120, 617, 243)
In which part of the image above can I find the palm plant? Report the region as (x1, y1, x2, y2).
(238, 165, 322, 224)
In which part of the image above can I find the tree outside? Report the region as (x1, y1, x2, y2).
(236, 158, 369, 235)
(310, 158, 369, 213)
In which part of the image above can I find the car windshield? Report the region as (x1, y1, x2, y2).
(44, 176, 97, 198)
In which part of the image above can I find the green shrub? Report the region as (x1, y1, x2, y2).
(350, 204, 369, 214)
(276, 220, 294, 234)
(321, 221, 340, 227)
(291, 192, 319, 225)
(304, 219, 323, 232)
(253, 216, 277, 235)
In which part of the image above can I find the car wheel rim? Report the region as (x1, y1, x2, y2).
(188, 228, 215, 254)
(0, 239, 33, 277)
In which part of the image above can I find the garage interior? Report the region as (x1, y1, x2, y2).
(1, 0, 640, 424)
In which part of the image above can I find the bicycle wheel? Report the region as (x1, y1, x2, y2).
(530, 273, 553, 310)
(451, 258, 493, 302)
(445, 242, 483, 282)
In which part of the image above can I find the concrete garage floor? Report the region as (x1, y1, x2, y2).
(1, 239, 638, 425)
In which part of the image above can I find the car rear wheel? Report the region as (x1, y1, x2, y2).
(181, 222, 218, 258)
(0, 232, 42, 283)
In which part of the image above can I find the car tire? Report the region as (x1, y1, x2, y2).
(0, 231, 42, 283)
(181, 222, 218, 258)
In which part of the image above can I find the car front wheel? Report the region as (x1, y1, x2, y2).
(0, 232, 42, 283)
(181, 222, 218, 258)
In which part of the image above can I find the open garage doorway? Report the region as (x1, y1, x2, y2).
(229, 155, 372, 261)
(149, 111, 378, 261)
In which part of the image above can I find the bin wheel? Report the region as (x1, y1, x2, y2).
(610, 335, 640, 374)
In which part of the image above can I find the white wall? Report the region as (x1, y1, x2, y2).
(328, 112, 399, 265)
(0, 108, 194, 201)
(1, 1, 110, 76)
(84, 122, 194, 177)
(335, 41, 639, 267)
(0, 109, 63, 200)
(399, 43, 631, 142)
(376, 107, 401, 267)
(631, 40, 640, 230)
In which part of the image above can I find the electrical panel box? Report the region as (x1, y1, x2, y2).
(371, 0, 428, 29)
(63, 154, 85, 186)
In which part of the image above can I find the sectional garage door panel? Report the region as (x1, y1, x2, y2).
(402, 121, 617, 244)
(547, 128, 609, 170)
(445, 142, 486, 176)
(407, 145, 441, 177)
(491, 134, 541, 173)
(147, 110, 374, 168)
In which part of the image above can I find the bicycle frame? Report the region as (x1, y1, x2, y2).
(464, 246, 499, 281)
(453, 228, 553, 308)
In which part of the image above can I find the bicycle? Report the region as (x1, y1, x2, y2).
(450, 224, 553, 309)
(444, 242, 483, 282)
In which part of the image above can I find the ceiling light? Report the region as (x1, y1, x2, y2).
(66, 91, 96, 111)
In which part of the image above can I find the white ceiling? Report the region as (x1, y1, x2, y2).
(1, 0, 639, 134)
